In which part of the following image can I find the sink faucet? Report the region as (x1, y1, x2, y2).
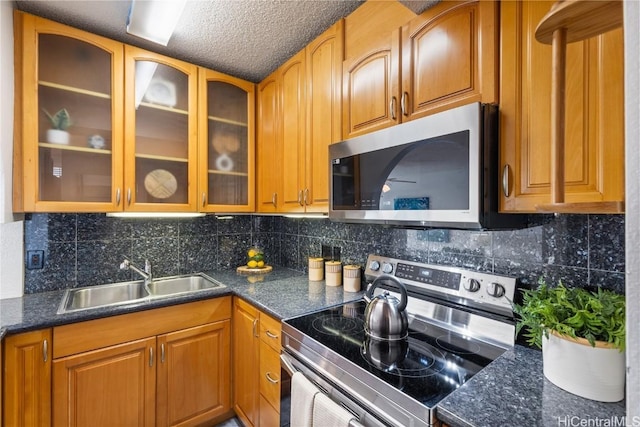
(120, 258, 152, 283)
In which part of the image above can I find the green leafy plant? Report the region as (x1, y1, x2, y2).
(43, 108, 72, 131)
(513, 279, 625, 351)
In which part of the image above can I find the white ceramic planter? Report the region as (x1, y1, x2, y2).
(46, 129, 70, 145)
(542, 330, 625, 402)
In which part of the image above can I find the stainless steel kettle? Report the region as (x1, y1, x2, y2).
(364, 275, 409, 341)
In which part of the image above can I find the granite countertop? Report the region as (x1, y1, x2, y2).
(0, 267, 626, 426)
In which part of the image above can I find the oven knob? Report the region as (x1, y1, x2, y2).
(487, 282, 506, 298)
(382, 263, 393, 274)
(369, 260, 381, 271)
(464, 278, 481, 293)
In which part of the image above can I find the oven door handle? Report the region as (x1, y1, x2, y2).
(280, 352, 298, 376)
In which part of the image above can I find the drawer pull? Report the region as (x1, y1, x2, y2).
(253, 319, 259, 338)
(266, 372, 279, 384)
(266, 330, 279, 340)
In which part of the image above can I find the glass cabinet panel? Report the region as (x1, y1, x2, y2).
(200, 70, 255, 212)
(134, 61, 189, 204)
(36, 33, 117, 205)
(125, 47, 198, 211)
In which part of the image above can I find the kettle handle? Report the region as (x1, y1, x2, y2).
(366, 274, 408, 311)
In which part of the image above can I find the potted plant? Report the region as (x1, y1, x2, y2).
(514, 279, 625, 402)
(43, 108, 72, 144)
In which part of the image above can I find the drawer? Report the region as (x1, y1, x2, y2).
(259, 339, 281, 409)
(260, 312, 281, 352)
(259, 394, 280, 426)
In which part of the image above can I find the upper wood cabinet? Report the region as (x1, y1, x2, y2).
(499, 1, 625, 212)
(257, 21, 343, 214)
(342, 0, 498, 139)
(2, 328, 52, 427)
(13, 11, 124, 212)
(198, 69, 255, 212)
(123, 46, 198, 212)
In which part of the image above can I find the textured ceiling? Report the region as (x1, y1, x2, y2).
(14, 0, 437, 83)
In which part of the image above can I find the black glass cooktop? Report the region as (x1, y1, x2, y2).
(284, 300, 507, 409)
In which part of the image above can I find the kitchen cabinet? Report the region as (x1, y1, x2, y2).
(2, 328, 52, 427)
(198, 69, 255, 212)
(123, 46, 199, 212)
(233, 297, 283, 427)
(52, 297, 232, 427)
(342, 0, 497, 138)
(13, 11, 124, 212)
(14, 12, 237, 214)
(499, 1, 625, 212)
(256, 21, 343, 213)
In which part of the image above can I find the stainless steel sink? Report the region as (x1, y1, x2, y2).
(146, 274, 222, 296)
(58, 273, 224, 314)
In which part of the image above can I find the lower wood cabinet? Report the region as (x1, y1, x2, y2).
(2, 328, 52, 427)
(52, 298, 232, 427)
(233, 297, 283, 427)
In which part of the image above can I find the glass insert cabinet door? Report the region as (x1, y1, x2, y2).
(124, 46, 198, 211)
(198, 69, 255, 212)
(16, 13, 124, 212)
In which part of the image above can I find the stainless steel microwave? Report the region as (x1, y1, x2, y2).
(329, 102, 526, 230)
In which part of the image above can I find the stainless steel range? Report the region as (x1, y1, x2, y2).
(281, 254, 518, 427)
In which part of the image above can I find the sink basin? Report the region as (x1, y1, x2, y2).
(146, 274, 222, 296)
(59, 280, 149, 313)
(58, 273, 225, 314)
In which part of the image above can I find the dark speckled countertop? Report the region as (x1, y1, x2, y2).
(0, 267, 626, 427)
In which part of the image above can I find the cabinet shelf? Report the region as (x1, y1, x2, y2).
(38, 141, 111, 155)
(208, 115, 247, 127)
(208, 169, 248, 177)
(138, 101, 188, 115)
(39, 80, 111, 99)
(136, 153, 188, 163)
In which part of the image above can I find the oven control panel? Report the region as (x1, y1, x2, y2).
(364, 254, 517, 315)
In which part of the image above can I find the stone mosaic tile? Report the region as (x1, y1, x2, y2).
(493, 226, 544, 263)
(428, 251, 493, 273)
(429, 230, 493, 257)
(280, 234, 299, 270)
(130, 219, 179, 239)
(542, 214, 588, 268)
(493, 258, 545, 288)
(178, 214, 218, 237)
(589, 269, 625, 294)
(179, 234, 218, 275)
(77, 239, 133, 286)
(25, 213, 76, 244)
(540, 264, 589, 289)
(589, 214, 625, 272)
(132, 237, 181, 278)
(24, 242, 77, 293)
(217, 234, 251, 269)
(76, 214, 132, 241)
(281, 217, 300, 236)
(217, 215, 252, 235)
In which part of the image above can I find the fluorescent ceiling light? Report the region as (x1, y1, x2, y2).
(107, 212, 205, 218)
(126, 0, 187, 46)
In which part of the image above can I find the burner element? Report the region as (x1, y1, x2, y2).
(312, 314, 364, 336)
(361, 337, 446, 378)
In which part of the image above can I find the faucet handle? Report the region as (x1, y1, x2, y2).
(144, 259, 152, 274)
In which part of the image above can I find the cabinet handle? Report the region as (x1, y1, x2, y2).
(253, 319, 259, 338)
(266, 372, 279, 384)
(304, 188, 309, 206)
(390, 96, 397, 120)
(202, 192, 207, 207)
(272, 193, 277, 208)
(149, 347, 154, 367)
(161, 343, 165, 363)
(266, 330, 279, 340)
(502, 165, 511, 197)
(43, 339, 48, 363)
(298, 190, 303, 206)
(401, 92, 409, 116)
(127, 188, 132, 206)
(116, 188, 121, 206)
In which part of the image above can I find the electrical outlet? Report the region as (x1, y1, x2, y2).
(26, 250, 44, 270)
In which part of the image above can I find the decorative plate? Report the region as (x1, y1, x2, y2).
(144, 169, 177, 199)
(144, 78, 177, 108)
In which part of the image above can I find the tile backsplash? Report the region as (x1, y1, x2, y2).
(23, 213, 625, 295)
